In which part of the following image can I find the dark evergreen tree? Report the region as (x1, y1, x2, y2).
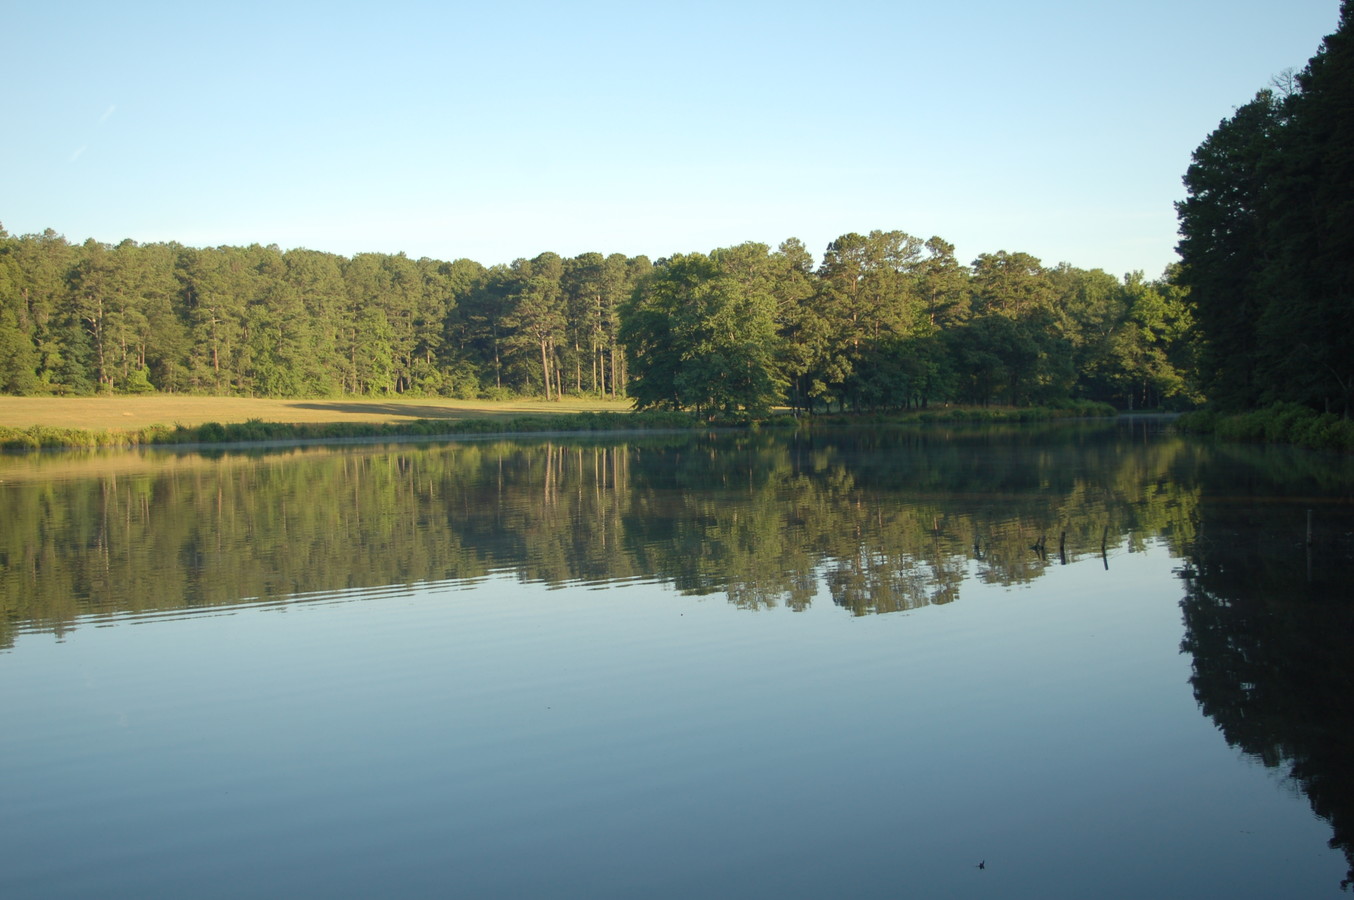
(1176, 92, 1282, 410)
(1177, 0, 1354, 414)
(1257, 0, 1354, 414)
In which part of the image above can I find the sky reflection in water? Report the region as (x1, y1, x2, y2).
(1, 424, 1350, 898)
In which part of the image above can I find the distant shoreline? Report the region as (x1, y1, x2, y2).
(0, 395, 634, 432)
(0, 396, 1126, 451)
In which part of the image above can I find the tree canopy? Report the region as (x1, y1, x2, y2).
(1176, 0, 1354, 414)
(0, 220, 1196, 413)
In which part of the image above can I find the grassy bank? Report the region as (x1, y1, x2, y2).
(0, 395, 1120, 451)
(0, 395, 632, 431)
(0, 395, 644, 450)
(804, 400, 1118, 427)
(1177, 403, 1354, 452)
(0, 409, 704, 450)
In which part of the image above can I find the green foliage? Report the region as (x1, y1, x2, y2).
(0, 233, 649, 403)
(1177, 3, 1354, 415)
(118, 365, 155, 394)
(621, 245, 785, 416)
(1179, 403, 1354, 452)
(0, 424, 137, 449)
(0, 220, 1197, 414)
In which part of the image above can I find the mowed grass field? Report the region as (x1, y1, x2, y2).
(0, 395, 635, 432)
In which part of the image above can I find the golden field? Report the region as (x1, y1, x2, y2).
(0, 395, 634, 432)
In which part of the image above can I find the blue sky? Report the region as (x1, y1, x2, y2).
(1, 1, 1341, 277)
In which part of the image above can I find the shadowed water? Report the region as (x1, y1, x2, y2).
(1, 421, 1351, 897)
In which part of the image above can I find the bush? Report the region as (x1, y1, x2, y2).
(0, 427, 40, 450)
(136, 424, 176, 444)
(1175, 410, 1219, 434)
(1179, 404, 1354, 452)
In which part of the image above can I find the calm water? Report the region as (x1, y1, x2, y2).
(2, 422, 1352, 898)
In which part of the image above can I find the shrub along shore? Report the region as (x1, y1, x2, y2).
(0, 401, 1117, 451)
(1176, 403, 1354, 453)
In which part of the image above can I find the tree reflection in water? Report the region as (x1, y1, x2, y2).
(0, 423, 1200, 642)
(4, 423, 1354, 886)
(1177, 444, 1354, 890)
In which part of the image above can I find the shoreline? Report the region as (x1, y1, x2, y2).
(1, 401, 1127, 452)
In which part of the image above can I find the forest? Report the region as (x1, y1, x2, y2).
(0, 224, 1194, 414)
(1176, 0, 1354, 416)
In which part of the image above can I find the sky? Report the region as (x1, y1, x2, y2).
(1, 0, 1343, 278)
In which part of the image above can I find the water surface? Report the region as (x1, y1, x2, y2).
(2, 423, 1351, 897)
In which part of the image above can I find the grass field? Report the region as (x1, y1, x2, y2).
(0, 395, 636, 432)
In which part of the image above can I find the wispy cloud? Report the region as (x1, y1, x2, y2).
(68, 106, 115, 163)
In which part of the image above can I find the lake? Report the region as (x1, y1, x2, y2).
(2, 421, 1352, 898)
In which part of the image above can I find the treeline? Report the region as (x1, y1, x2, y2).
(0, 225, 1196, 411)
(0, 232, 648, 399)
(1176, 0, 1354, 415)
(621, 237, 1193, 415)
